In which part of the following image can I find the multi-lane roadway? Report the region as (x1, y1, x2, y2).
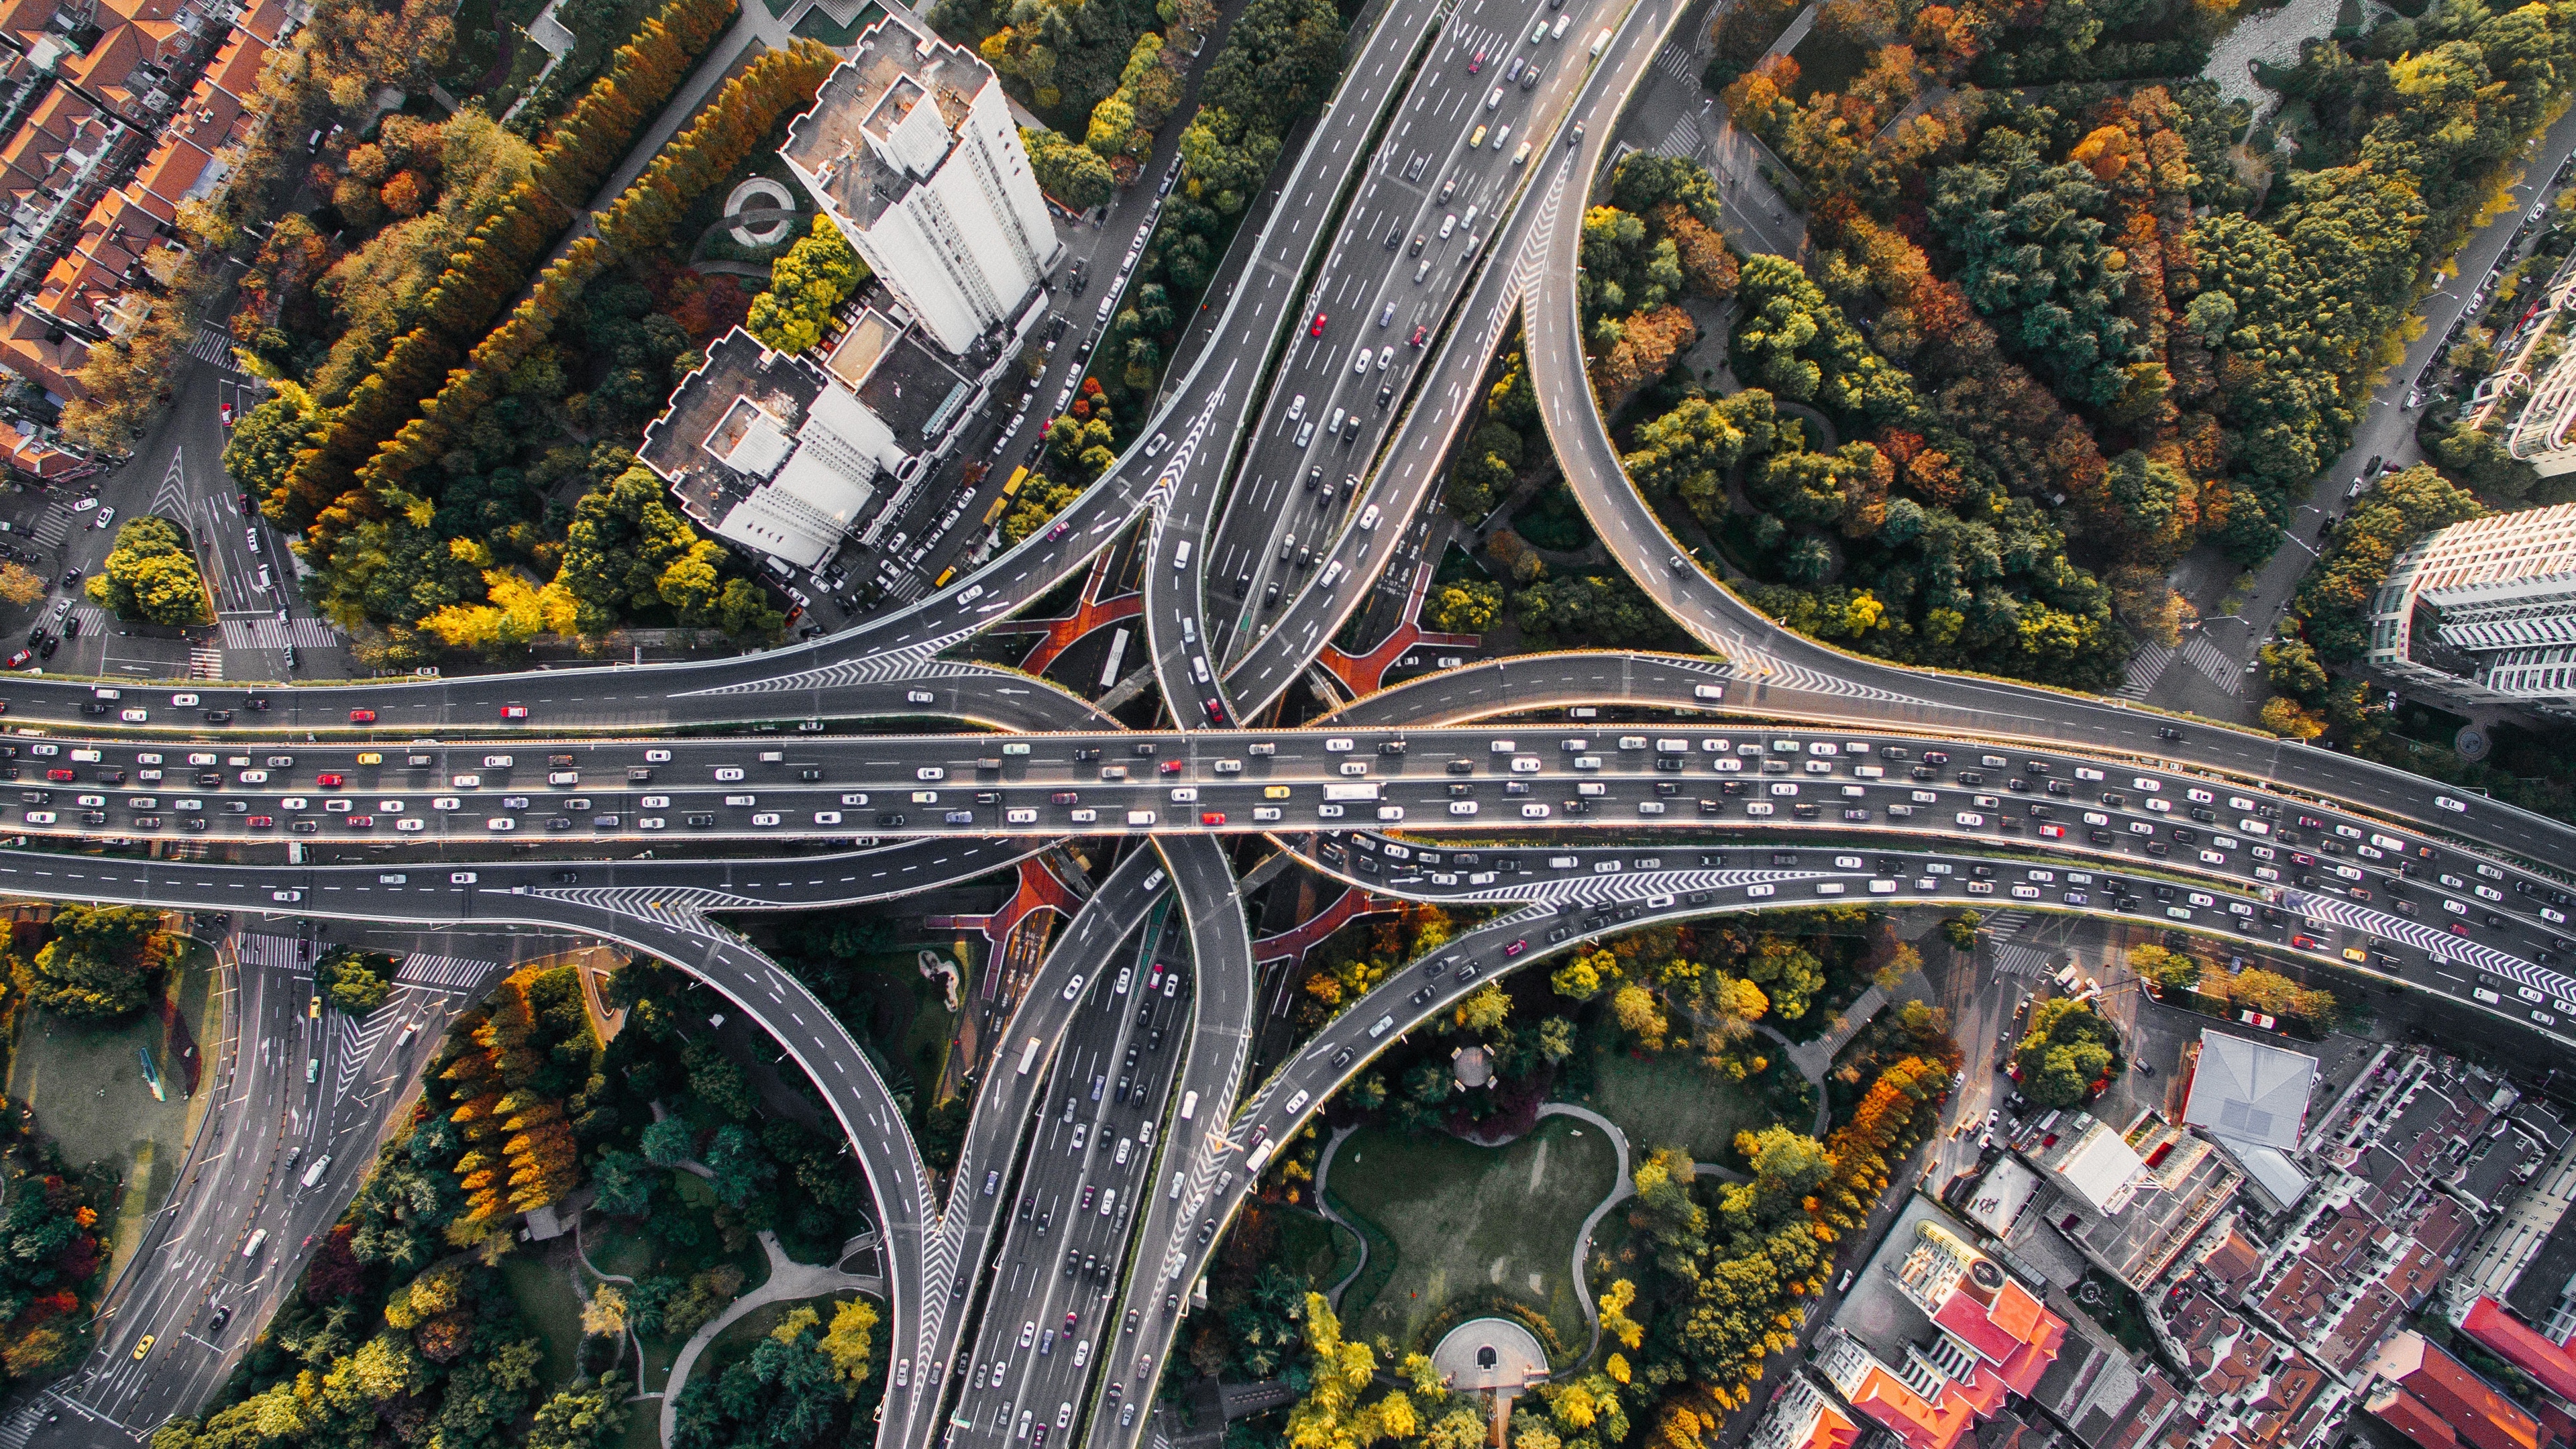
(27, 4, 2576, 1448)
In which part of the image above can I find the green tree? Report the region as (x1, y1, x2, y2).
(321, 947, 397, 1014)
(1023, 125, 1116, 209)
(745, 217, 866, 354)
(530, 1377, 629, 1449)
(25, 904, 172, 1018)
(2012, 998, 2121, 1108)
(87, 516, 211, 625)
(1940, 912, 1981, 951)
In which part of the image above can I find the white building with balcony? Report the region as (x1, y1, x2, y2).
(2365, 501, 2576, 716)
(782, 15, 1060, 356)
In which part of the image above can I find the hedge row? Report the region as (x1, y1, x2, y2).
(356, 40, 841, 501)
(280, 0, 740, 547)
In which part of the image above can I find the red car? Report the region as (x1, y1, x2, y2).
(2449, 922, 2472, 937)
(345, 814, 374, 828)
(1408, 325, 1427, 347)
(316, 773, 343, 788)
(1504, 938, 1529, 957)
(1159, 758, 1184, 774)
(1200, 811, 1226, 826)
(1467, 48, 1485, 72)
(44, 768, 72, 782)
(1309, 311, 1328, 337)
(3, 650, 28, 669)
(2290, 934, 2320, 949)
(348, 708, 376, 724)
(501, 704, 528, 720)
(247, 814, 275, 828)
(1204, 696, 1229, 725)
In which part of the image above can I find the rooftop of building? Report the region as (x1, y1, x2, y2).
(640, 327, 828, 531)
(2187, 1032, 2319, 1152)
(782, 15, 983, 231)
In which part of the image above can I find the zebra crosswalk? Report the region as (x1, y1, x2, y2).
(2117, 643, 2173, 699)
(392, 954, 498, 993)
(1655, 111, 1705, 160)
(2182, 633, 2242, 695)
(1993, 943, 2051, 979)
(189, 642, 224, 679)
(218, 616, 344, 650)
(1654, 38, 1704, 87)
(28, 502, 70, 548)
(1980, 910, 2033, 941)
(188, 325, 243, 370)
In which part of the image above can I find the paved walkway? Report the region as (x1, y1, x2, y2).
(658, 1228, 885, 1445)
(1309, 1124, 1370, 1307)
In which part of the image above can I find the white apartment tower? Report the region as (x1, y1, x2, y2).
(2367, 500, 2576, 716)
(782, 17, 1061, 356)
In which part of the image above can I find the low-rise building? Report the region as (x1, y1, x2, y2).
(2366, 1330, 2556, 1449)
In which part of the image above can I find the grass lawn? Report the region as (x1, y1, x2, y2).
(1574, 1044, 1786, 1163)
(8, 943, 216, 1285)
(1274, 1208, 1362, 1292)
(1328, 1116, 1615, 1352)
(1786, 26, 1869, 100)
(502, 1253, 590, 1388)
(846, 945, 964, 1099)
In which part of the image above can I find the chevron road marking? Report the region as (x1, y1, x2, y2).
(2118, 644, 2173, 700)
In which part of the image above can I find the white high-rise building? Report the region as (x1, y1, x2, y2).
(2367, 500, 2576, 716)
(783, 16, 1061, 356)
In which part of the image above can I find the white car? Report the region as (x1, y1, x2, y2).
(2436, 795, 2467, 812)
(1521, 803, 1550, 818)
(1449, 801, 1478, 815)
(1746, 883, 1776, 898)
(918, 767, 945, 781)
(119, 708, 146, 722)
(1324, 738, 1354, 752)
(22, 810, 52, 824)
(639, 817, 667, 830)
(170, 692, 197, 706)
(907, 690, 935, 704)
(1955, 812, 1986, 827)
(1006, 808, 1037, 824)
(814, 811, 844, 825)
(486, 817, 516, 831)
(1253, 806, 1282, 822)
(1509, 756, 1541, 773)
(751, 812, 782, 826)
(395, 818, 425, 833)
(376, 800, 404, 812)
(433, 796, 462, 810)
(1069, 808, 1099, 824)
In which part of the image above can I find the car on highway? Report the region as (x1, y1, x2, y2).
(349, 708, 376, 723)
(500, 704, 529, 720)
(1309, 311, 1328, 336)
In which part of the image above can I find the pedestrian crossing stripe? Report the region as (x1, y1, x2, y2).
(2118, 643, 2174, 700)
(2182, 633, 2242, 695)
(218, 616, 345, 650)
(392, 954, 498, 991)
(188, 325, 244, 370)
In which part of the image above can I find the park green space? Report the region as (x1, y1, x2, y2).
(6, 941, 216, 1283)
(1327, 1116, 1615, 1352)
(1572, 1044, 1798, 1163)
